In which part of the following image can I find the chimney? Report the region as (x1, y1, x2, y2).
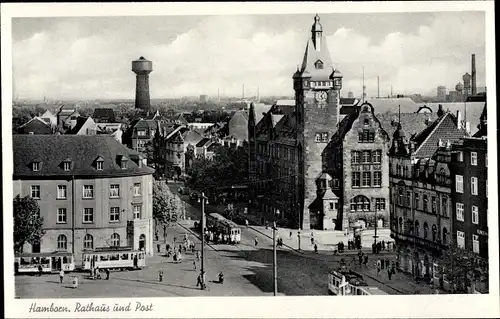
(472, 54, 477, 96)
(456, 110, 462, 130)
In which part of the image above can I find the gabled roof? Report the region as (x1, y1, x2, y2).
(66, 116, 98, 135)
(13, 135, 154, 178)
(411, 112, 467, 158)
(195, 138, 212, 147)
(376, 113, 439, 140)
(299, 27, 334, 81)
(19, 117, 51, 129)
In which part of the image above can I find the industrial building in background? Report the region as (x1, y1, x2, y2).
(132, 56, 153, 112)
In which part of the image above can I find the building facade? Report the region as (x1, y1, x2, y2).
(13, 135, 155, 262)
(389, 111, 467, 278)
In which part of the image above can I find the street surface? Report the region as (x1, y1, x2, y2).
(15, 182, 437, 297)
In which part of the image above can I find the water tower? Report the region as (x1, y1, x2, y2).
(462, 72, 471, 98)
(132, 56, 153, 111)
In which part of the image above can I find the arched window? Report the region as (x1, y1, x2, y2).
(442, 227, 448, 245)
(111, 233, 120, 247)
(84, 234, 93, 249)
(57, 234, 67, 250)
(442, 196, 448, 216)
(399, 217, 403, 233)
(350, 195, 370, 211)
(407, 219, 413, 234)
(432, 224, 437, 242)
(423, 222, 429, 239)
(139, 234, 146, 251)
(415, 220, 420, 237)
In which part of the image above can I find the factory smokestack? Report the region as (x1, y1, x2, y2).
(132, 56, 153, 111)
(471, 54, 477, 96)
(377, 76, 380, 98)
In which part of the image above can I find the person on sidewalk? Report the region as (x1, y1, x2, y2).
(193, 260, 197, 270)
(158, 269, 164, 282)
(289, 231, 292, 240)
(59, 269, 65, 284)
(376, 260, 381, 276)
(105, 268, 110, 280)
(245, 219, 249, 228)
(387, 265, 393, 280)
(314, 244, 318, 253)
(254, 237, 258, 247)
(157, 243, 161, 253)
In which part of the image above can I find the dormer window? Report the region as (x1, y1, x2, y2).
(63, 162, 71, 171)
(314, 60, 324, 69)
(120, 157, 128, 169)
(32, 162, 41, 172)
(95, 156, 104, 170)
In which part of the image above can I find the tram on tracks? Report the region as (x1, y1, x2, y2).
(328, 269, 389, 296)
(14, 252, 75, 274)
(205, 213, 242, 244)
(81, 247, 146, 271)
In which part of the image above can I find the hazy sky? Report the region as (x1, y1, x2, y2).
(12, 12, 485, 100)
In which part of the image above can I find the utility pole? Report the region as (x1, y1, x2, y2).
(273, 222, 278, 296)
(200, 192, 206, 290)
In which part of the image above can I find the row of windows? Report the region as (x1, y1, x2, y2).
(315, 133, 329, 143)
(350, 196, 386, 211)
(358, 129, 375, 143)
(32, 158, 128, 172)
(456, 231, 481, 254)
(395, 190, 449, 216)
(56, 233, 121, 250)
(56, 204, 143, 224)
(30, 183, 142, 200)
(257, 143, 297, 161)
(456, 203, 480, 224)
(455, 175, 485, 196)
(352, 150, 382, 164)
(352, 171, 382, 187)
(395, 218, 447, 244)
(456, 151, 486, 167)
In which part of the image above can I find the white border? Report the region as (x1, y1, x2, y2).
(2, 2, 498, 318)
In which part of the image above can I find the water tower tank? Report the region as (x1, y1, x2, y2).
(455, 82, 464, 92)
(132, 56, 153, 75)
(462, 72, 471, 89)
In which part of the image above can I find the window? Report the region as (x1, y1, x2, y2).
(84, 234, 93, 250)
(109, 184, 120, 198)
(315, 133, 321, 143)
(57, 185, 67, 199)
(351, 196, 370, 211)
(32, 162, 40, 171)
(472, 234, 479, 253)
(83, 208, 94, 223)
(373, 171, 382, 186)
(431, 196, 437, 213)
(121, 158, 128, 169)
(471, 177, 478, 195)
(457, 231, 465, 248)
(329, 202, 334, 210)
(414, 193, 420, 210)
(133, 183, 142, 196)
(31, 185, 41, 199)
(375, 198, 386, 210)
(457, 151, 463, 162)
(57, 235, 67, 250)
(352, 172, 360, 187)
(470, 152, 477, 166)
(423, 195, 428, 212)
(57, 208, 67, 224)
(455, 175, 463, 193)
(432, 224, 437, 242)
(456, 203, 464, 221)
(362, 172, 371, 187)
(83, 185, 94, 198)
(110, 207, 120, 222)
(111, 233, 120, 247)
(63, 162, 71, 171)
(472, 206, 479, 224)
(96, 160, 104, 170)
(372, 150, 382, 163)
(133, 204, 142, 220)
(352, 151, 360, 164)
(415, 221, 420, 237)
(137, 130, 146, 136)
(314, 60, 324, 69)
(423, 223, 429, 238)
(442, 197, 448, 216)
(321, 133, 329, 142)
(362, 151, 371, 163)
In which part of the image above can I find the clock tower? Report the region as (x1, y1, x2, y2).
(293, 14, 343, 230)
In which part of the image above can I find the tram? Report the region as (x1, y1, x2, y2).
(206, 213, 242, 244)
(81, 247, 146, 271)
(328, 269, 389, 296)
(14, 252, 75, 274)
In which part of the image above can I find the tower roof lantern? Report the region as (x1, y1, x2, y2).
(311, 14, 323, 33)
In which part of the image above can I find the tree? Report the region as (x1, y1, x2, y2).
(437, 240, 488, 293)
(13, 195, 45, 253)
(153, 180, 181, 226)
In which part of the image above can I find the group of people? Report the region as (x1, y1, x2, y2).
(204, 228, 236, 245)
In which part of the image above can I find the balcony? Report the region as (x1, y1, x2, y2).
(391, 229, 447, 251)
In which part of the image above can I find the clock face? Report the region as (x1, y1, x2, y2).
(315, 91, 327, 102)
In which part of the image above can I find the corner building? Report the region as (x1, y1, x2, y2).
(13, 135, 155, 262)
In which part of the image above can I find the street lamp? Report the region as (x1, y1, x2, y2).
(372, 197, 378, 247)
(297, 229, 301, 250)
(197, 192, 208, 290)
(272, 221, 278, 296)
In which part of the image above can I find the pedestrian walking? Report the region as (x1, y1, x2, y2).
(38, 264, 43, 276)
(387, 266, 392, 280)
(105, 268, 110, 280)
(196, 250, 200, 260)
(245, 219, 249, 228)
(314, 244, 318, 253)
(289, 231, 292, 240)
(157, 243, 161, 253)
(193, 260, 197, 270)
(310, 237, 314, 245)
(377, 260, 381, 276)
(363, 254, 368, 266)
(254, 237, 258, 247)
(173, 236, 177, 243)
(158, 269, 164, 282)
(59, 269, 65, 284)
(72, 276, 79, 289)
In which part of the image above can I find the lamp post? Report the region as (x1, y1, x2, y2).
(272, 221, 278, 296)
(198, 192, 208, 290)
(372, 197, 378, 247)
(297, 229, 301, 250)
